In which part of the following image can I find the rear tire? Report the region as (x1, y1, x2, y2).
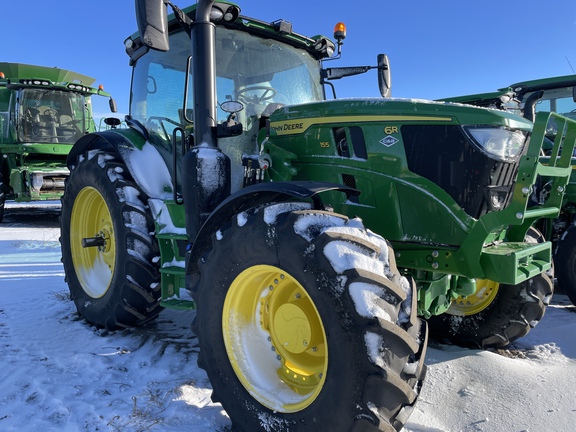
(554, 223, 576, 305)
(191, 203, 427, 432)
(60, 150, 162, 330)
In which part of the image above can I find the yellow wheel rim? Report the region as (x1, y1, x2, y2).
(447, 279, 500, 316)
(70, 186, 115, 298)
(223, 265, 328, 413)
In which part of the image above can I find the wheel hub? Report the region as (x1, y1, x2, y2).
(272, 303, 312, 354)
(81, 229, 111, 252)
(448, 278, 500, 316)
(70, 186, 115, 298)
(222, 264, 327, 412)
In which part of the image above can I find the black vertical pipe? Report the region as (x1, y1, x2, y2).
(182, 0, 231, 240)
(192, 0, 217, 148)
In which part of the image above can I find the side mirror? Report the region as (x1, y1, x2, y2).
(135, 0, 170, 51)
(377, 54, 391, 98)
(109, 97, 118, 113)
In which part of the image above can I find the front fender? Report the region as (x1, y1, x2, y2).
(186, 181, 358, 276)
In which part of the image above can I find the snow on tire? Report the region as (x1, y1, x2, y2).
(191, 203, 427, 432)
(60, 149, 162, 330)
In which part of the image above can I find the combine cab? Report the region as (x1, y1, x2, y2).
(0, 62, 115, 221)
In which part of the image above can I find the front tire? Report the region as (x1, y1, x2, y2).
(192, 203, 427, 432)
(427, 274, 553, 349)
(60, 150, 162, 330)
(427, 227, 553, 348)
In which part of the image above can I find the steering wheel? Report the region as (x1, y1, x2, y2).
(43, 108, 58, 117)
(237, 86, 277, 104)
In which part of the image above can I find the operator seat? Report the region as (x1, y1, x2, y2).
(35, 106, 59, 142)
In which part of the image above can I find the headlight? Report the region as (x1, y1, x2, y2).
(464, 126, 528, 162)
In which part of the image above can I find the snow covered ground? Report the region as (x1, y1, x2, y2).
(1, 202, 575, 432)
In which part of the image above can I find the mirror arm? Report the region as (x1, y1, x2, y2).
(165, 1, 193, 34)
(323, 66, 372, 80)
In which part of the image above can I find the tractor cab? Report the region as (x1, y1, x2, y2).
(126, 18, 326, 192)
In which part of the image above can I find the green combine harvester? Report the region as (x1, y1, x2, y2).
(0, 62, 115, 221)
(58, 1, 576, 431)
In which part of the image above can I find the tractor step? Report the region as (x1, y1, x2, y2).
(159, 265, 189, 309)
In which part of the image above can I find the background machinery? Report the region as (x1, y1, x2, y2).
(0, 62, 115, 222)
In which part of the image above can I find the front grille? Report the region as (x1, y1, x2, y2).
(401, 125, 519, 219)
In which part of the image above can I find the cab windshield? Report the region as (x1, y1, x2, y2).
(130, 26, 324, 147)
(524, 87, 576, 141)
(130, 25, 324, 191)
(216, 26, 324, 126)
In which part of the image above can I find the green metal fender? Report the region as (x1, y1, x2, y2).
(184, 180, 358, 281)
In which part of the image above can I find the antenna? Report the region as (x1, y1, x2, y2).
(566, 56, 576, 74)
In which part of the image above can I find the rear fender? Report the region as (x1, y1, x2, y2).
(185, 181, 358, 277)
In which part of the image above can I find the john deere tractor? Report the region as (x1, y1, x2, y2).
(0, 62, 115, 222)
(59, 1, 576, 431)
(443, 75, 576, 306)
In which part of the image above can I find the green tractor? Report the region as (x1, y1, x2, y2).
(59, 1, 576, 431)
(0, 62, 115, 222)
(442, 75, 576, 305)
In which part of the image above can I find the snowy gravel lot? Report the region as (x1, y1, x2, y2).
(1, 202, 575, 432)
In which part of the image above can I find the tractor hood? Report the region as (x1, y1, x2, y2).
(266, 97, 533, 135)
(262, 97, 537, 251)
